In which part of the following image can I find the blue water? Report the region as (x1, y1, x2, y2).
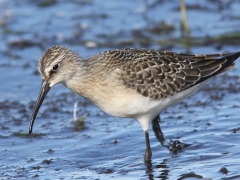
(1, 0, 240, 179)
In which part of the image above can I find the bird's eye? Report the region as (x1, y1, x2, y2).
(52, 64, 59, 71)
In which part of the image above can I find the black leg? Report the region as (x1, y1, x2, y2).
(144, 131, 152, 162)
(152, 115, 165, 145)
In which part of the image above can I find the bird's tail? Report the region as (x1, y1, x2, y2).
(191, 52, 240, 84)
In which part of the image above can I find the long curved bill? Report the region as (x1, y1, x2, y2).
(29, 80, 51, 134)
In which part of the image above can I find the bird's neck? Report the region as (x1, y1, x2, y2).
(63, 60, 103, 102)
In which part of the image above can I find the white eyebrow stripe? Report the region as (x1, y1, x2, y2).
(44, 53, 64, 74)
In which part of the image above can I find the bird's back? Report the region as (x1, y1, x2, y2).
(87, 48, 240, 100)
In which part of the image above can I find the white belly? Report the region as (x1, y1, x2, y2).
(95, 81, 206, 132)
(66, 72, 207, 132)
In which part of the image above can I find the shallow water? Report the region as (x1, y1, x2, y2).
(1, 0, 240, 179)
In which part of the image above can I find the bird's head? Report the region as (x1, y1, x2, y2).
(29, 46, 80, 134)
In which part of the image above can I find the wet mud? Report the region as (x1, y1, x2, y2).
(1, 0, 240, 179)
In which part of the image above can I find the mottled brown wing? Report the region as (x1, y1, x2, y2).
(108, 49, 239, 100)
(119, 54, 201, 99)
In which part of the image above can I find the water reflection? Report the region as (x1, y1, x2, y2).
(1, 0, 240, 179)
(145, 159, 169, 180)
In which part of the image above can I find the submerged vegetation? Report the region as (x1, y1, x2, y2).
(1, 0, 240, 179)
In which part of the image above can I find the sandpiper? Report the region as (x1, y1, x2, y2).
(29, 46, 240, 162)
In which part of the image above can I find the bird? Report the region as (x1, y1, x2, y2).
(29, 46, 240, 162)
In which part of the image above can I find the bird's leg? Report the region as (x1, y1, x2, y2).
(144, 131, 152, 162)
(152, 115, 165, 145)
